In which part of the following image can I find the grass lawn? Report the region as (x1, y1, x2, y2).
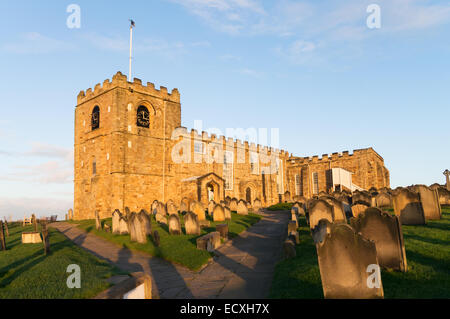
(0, 223, 124, 299)
(69, 211, 261, 271)
(267, 203, 294, 211)
(269, 207, 450, 299)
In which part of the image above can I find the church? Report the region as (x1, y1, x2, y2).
(73, 72, 390, 219)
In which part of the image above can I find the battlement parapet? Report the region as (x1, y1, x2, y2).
(77, 71, 181, 105)
(287, 148, 383, 165)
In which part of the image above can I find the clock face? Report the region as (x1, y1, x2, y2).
(137, 108, 150, 127)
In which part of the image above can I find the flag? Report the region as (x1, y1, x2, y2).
(130, 19, 135, 28)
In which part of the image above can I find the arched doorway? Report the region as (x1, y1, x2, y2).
(246, 187, 251, 204)
(207, 183, 215, 202)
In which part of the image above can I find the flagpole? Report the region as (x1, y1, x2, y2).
(129, 20, 134, 81)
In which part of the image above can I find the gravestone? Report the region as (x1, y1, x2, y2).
(223, 206, 232, 220)
(197, 232, 221, 252)
(134, 213, 148, 244)
(184, 212, 200, 235)
(138, 210, 152, 236)
(156, 214, 168, 225)
(168, 215, 181, 235)
(229, 198, 238, 211)
(287, 221, 297, 234)
(375, 192, 392, 208)
(22, 232, 42, 244)
(191, 201, 206, 221)
(237, 200, 248, 215)
(283, 240, 296, 259)
(128, 213, 138, 242)
(213, 204, 225, 222)
(352, 191, 372, 206)
(350, 207, 407, 272)
(119, 215, 129, 235)
(392, 188, 426, 225)
(253, 198, 262, 212)
(32, 214, 37, 232)
(95, 210, 101, 230)
(0, 221, 6, 251)
(291, 212, 298, 227)
(41, 221, 50, 255)
(444, 169, 450, 191)
(292, 202, 305, 216)
(180, 198, 190, 214)
(112, 209, 122, 234)
(308, 199, 334, 229)
(437, 187, 450, 206)
(216, 224, 228, 240)
(208, 201, 216, 215)
(68, 209, 73, 220)
(151, 200, 159, 215)
(104, 224, 111, 233)
(317, 223, 384, 299)
(413, 185, 441, 220)
(322, 197, 346, 222)
(125, 207, 131, 217)
(351, 201, 371, 218)
(166, 202, 178, 216)
(311, 219, 332, 244)
(152, 230, 160, 247)
(288, 231, 300, 245)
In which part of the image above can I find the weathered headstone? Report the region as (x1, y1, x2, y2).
(392, 188, 426, 225)
(375, 192, 392, 208)
(191, 201, 206, 221)
(119, 215, 129, 235)
(317, 224, 384, 299)
(283, 240, 296, 258)
(95, 210, 101, 231)
(212, 204, 225, 222)
(284, 191, 292, 202)
(437, 187, 450, 206)
(134, 213, 148, 244)
(287, 221, 297, 234)
(311, 219, 332, 244)
(151, 200, 159, 215)
(253, 198, 262, 212)
(0, 221, 6, 251)
(412, 185, 441, 220)
(288, 231, 300, 244)
(351, 201, 371, 218)
(350, 207, 407, 272)
(237, 200, 248, 215)
(104, 224, 111, 233)
(168, 215, 181, 235)
(128, 213, 138, 242)
(223, 206, 232, 220)
(68, 209, 73, 220)
(352, 191, 372, 206)
(184, 212, 200, 235)
(216, 224, 228, 240)
(112, 209, 122, 234)
(292, 202, 305, 216)
(196, 232, 221, 252)
(308, 199, 334, 229)
(321, 197, 346, 222)
(180, 198, 190, 214)
(291, 212, 298, 227)
(166, 201, 178, 216)
(32, 214, 37, 232)
(229, 198, 238, 211)
(138, 210, 152, 236)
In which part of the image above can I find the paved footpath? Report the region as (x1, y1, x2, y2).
(50, 210, 290, 299)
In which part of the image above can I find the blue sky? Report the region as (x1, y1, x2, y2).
(0, 0, 449, 220)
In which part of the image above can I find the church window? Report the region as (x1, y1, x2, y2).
(91, 106, 100, 130)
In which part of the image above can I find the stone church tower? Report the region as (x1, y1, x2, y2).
(74, 72, 181, 219)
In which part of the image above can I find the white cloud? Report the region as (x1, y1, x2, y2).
(1, 32, 75, 54)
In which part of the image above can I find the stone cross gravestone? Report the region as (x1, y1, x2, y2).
(350, 207, 407, 272)
(317, 223, 384, 299)
(444, 169, 450, 191)
(392, 188, 426, 225)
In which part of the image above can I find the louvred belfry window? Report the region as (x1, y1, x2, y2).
(91, 106, 100, 130)
(137, 105, 150, 128)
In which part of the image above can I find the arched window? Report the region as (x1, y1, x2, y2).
(137, 105, 150, 128)
(91, 106, 100, 130)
